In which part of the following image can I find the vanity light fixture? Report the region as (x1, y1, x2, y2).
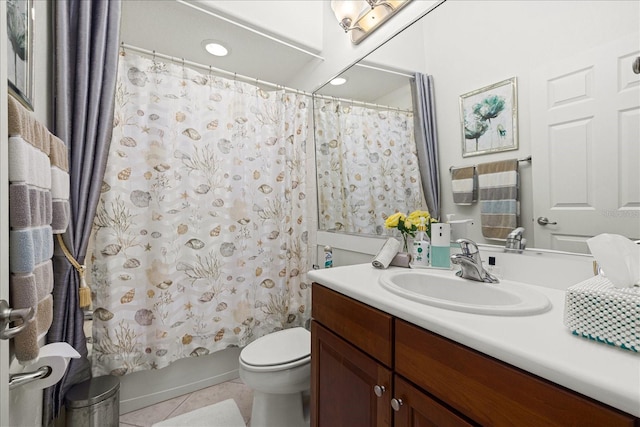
(331, 0, 412, 44)
(202, 40, 229, 57)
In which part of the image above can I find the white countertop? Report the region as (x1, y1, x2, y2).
(308, 263, 640, 418)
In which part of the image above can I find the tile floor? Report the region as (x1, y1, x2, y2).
(118, 378, 254, 427)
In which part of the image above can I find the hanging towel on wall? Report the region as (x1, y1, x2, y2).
(477, 159, 519, 240)
(451, 166, 477, 205)
(7, 95, 70, 364)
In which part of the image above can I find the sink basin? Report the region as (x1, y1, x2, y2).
(379, 270, 551, 315)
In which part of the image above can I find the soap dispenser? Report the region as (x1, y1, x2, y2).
(430, 223, 451, 269)
(411, 218, 430, 268)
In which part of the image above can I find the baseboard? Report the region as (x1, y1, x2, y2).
(119, 347, 242, 414)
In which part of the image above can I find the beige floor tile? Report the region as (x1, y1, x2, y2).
(118, 394, 189, 427)
(168, 381, 254, 424)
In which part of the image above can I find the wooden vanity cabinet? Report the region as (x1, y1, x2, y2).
(311, 283, 393, 427)
(392, 375, 475, 427)
(312, 283, 640, 427)
(395, 320, 638, 427)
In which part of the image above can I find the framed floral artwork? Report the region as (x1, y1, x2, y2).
(459, 77, 517, 157)
(6, 0, 34, 111)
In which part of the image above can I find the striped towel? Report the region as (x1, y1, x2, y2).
(477, 159, 519, 240)
(8, 95, 70, 364)
(451, 166, 477, 205)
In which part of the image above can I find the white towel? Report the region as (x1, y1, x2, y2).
(7, 94, 69, 364)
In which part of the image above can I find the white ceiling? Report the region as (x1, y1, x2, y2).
(119, 0, 424, 105)
(119, 1, 322, 88)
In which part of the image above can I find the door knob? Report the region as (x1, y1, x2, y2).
(0, 300, 35, 340)
(537, 217, 558, 226)
(391, 398, 403, 412)
(373, 385, 386, 397)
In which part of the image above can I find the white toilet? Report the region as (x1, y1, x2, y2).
(239, 327, 311, 427)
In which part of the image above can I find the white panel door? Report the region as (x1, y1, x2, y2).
(1, 0, 10, 423)
(531, 33, 640, 253)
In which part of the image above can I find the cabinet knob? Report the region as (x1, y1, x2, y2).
(391, 398, 403, 412)
(373, 385, 386, 397)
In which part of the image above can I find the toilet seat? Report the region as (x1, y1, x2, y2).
(240, 327, 310, 372)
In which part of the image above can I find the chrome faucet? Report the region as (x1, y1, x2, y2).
(504, 227, 526, 253)
(450, 238, 499, 283)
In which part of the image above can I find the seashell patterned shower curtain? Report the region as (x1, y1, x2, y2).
(314, 98, 423, 235)
(90, 52, 311, 376)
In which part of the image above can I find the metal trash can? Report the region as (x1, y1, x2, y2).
(65, 375, 120, 427)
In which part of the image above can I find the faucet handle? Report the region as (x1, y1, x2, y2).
(456, 238, 479, 256)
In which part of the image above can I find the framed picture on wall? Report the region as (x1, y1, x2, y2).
(6, 0, 34, 111)
(459, 77, 517, 157)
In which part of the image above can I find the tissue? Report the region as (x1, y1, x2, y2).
(587, 234, 640, 287)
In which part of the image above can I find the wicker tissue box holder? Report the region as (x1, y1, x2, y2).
(564, 275, 640, 353)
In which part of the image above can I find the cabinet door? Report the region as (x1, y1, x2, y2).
(312, 321, 392, 427)
(393, 376, 476, 427)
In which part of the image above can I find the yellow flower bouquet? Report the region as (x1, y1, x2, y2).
(384, 210, 437, 252)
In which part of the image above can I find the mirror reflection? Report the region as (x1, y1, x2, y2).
(313, 21, 427, 236)
(314, 0, 640, 252)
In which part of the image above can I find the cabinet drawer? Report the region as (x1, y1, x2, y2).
(312, 284, 392, 367)
(395, 320, 637, 427)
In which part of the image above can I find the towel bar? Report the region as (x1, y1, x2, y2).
(9, 365, 52, 390)
(449, 156, 532, 172)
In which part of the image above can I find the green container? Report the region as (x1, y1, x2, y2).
(430, 245, 451, 269)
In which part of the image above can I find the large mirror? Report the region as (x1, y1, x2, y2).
(313, 0, 640, 253)
(314, 20, 426, 237)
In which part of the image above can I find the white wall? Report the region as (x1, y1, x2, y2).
(195, 0, 324, 53)
(289, 0, 441, 92)
(423, 0, 640, 248)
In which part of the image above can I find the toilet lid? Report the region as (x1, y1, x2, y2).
(240, 327, 310, 367)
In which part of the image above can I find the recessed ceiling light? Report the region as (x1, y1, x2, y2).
(330, 77, 347, 86)
(202, 40, 229, 57)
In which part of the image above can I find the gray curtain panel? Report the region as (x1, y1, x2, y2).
(411, 73, 441, 219)
(45, 0, 121, 424)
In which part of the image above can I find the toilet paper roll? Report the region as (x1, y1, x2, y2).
(22, 342, 81, 391)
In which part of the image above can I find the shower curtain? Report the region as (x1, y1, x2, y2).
(314, 98, 422, 235)
(90, 52, 311, 376)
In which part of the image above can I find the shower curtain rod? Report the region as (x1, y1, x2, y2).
(120, 43, 314, 96)
(312, 92, 413, 113)
(120, 44, 411, 113)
